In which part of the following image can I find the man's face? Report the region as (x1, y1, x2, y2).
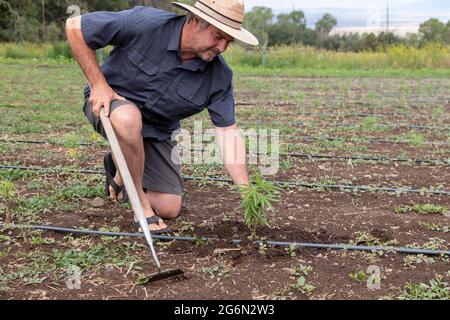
(191, 22, 234, 62)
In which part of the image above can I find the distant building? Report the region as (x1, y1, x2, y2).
(329, 26, 420, 37)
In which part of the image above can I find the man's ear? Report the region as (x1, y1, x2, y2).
(187, 16, 198, 25)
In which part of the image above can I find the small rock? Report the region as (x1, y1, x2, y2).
(91, 197, 105, 208)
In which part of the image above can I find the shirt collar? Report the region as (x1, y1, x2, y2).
(167, 16, 208, 72)
(166, 16, 185, 52)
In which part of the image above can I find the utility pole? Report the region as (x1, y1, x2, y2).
(386, 1, 390, 33)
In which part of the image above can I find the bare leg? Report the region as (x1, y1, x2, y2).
(108, 104, 167, 231)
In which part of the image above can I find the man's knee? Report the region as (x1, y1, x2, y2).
(156, 201, 181, 220)
(110, 104, 142, 138)
(148, 192, 182, 220)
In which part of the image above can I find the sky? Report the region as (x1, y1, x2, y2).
(244, 0, 450, 27)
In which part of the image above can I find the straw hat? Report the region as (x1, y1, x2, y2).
(172, 0, 259, 46)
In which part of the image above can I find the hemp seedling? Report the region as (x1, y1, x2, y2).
(238, 173, 280, 236)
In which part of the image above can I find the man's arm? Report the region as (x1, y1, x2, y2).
(65, 16, 124, 116)
(215, 124, 250, 187)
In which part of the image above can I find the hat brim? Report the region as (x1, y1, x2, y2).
(172, 2, 259, 46)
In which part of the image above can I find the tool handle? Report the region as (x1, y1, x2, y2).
(99, 108, 145, 220)
(99, 108, 161, 270)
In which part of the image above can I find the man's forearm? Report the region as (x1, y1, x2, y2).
(65, 16, 107, 89)
(216, 125, 250, 186)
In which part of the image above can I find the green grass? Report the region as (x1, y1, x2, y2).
(2, 42, 450, 78)
(232, 66, 450, 78)
(4, 174, 104, 223)
(0, 238, 143, 287)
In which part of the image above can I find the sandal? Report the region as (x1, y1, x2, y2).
(132, 215, 174, 234)
(103, 151, 129, 203)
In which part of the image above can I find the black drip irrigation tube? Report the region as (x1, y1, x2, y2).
(248, 119, 450, 131)
(286, 111, 449, 120)
(1, 223, 448, 257)
(236, 100, 450, 108)
(283, 153, 446, 165)
(0, 134, 449, 151)
(300, 136, 448, 147)
(1, 164, 450, 196)
(1, 139, 448, 165)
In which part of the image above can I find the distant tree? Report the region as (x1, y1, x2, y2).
(362, 33, 379, 51)
(268, 10, 307, 46)
(243, 6, 273, 47)
(277, 10, 306, 27)
(315, 13, 337, 34)
(445, 20, 450, 44)
(419, 18, 446, 42)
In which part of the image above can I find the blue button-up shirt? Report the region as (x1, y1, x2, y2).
(81, 6, 235, 140)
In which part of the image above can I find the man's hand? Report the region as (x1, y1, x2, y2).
(89, 83, 126, 117)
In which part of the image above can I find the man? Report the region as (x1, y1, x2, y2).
(65, 0, 259, 232)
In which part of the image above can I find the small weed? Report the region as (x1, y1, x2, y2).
(408, 238, 447, 251)
(178, 220, 196, 234)
(403, 254, 435, 268)
(398, 132, 426, 147)
(395, 203, 448, 215)
(268, 287, 294, 300)
(280, 159, 294, 171)
(193, 237, 208, 247)
(397, 276, 449, 300)
(284, 243, 297, 257)
(30, 236, 56, 246)
(432, 107, 444, 121)
(0, 235, 12, 243)
(419, 222, 449, 233)
(258, 242, 268, 255)
(350, 232, 381, 246)
(0, 180, 16, 199)
(201, 260, 231, 280)
(26, 180, 46, 190)
(360, 117, 389, 132)
(290, 265, 313, 277)
(289, 265, 315, 295)
(349, 270, 367, 282)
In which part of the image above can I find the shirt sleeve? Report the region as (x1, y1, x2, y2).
(207, 84, 236, 128)
(81, 9, 136, 50)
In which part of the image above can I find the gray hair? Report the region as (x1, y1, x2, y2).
(186, 12, 210, 29)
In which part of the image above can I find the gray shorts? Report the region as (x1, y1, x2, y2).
(83, 99, 183, 196)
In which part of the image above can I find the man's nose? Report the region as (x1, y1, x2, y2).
(217, 39, 229, 53)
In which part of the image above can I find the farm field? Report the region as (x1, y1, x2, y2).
(0, 62, 449, 300)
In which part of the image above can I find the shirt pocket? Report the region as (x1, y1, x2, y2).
(126, 47, 159, 90)
(176, 79, 208, 108)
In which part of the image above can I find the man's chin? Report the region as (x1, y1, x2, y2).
(199, 51, 217, 62)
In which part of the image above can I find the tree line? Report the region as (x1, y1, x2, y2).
(244, 6, 450, 51)
(1, 1, 449, 51)
(0, 0, 176, 42)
